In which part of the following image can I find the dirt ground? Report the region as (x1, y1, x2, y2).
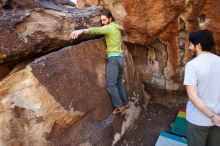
(116, 90, 188, 146)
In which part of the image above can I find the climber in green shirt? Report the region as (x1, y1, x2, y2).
(89, 21, 123, 57)
(70, 9, 129, 114)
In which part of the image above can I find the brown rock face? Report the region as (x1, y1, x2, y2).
(123, 0, 185, 45)
(0, 0, 75, 9)
(2, 0, 220, 91)
(0, 39, 143, 146)
(122, 0, 220, 90)
(74, 0, 126, 23)
(122, 0, 185, 90)
(0, 0, 102, 64)
(190, 0, 220, 54)
(49, 0, 75, 6)
(0, 0, 7, 8)
(0, 64, 11, 80)
(76, 0, 101, 8)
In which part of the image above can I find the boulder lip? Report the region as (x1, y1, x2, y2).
(0, 0, 103, 64)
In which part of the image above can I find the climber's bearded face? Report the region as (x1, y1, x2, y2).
(188, 42, 197, 57)
(101, 15, 112, 26)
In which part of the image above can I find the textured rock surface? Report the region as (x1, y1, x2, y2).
(1, 0, 220, 145)
(0, 64, 12, 80)
(182, 0, 220, 60)
(49, 0, 75, 6)
(78, 0, 220, 91)
(0, 39, 143, 146)
(0, 0, 75, 9)
(76, 0, 102, 8)
(123, 0, 185, 45)
(123, 0, 220, 90)
(0, 66, 82, 146)
(0, 0, 102, 63)
(76, 0, 126, 24)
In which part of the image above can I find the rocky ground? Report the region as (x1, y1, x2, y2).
(116, 90, 187, 146)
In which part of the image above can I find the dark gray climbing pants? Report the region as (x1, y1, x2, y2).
(106, 56, 128, 108)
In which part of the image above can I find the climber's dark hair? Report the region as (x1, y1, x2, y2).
(188, 29, 215, 51)
(101, 9, 115, 21)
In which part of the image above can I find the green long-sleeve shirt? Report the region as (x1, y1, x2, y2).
(89, 22, 122, 57)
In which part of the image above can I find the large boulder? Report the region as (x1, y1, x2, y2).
(0, 39, 144, 146)
(0, 0, 102, 64)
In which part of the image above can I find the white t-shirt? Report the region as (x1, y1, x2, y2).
(184, 53, 220, 126)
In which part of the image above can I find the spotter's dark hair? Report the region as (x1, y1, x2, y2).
(188, 29, 215, 51)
